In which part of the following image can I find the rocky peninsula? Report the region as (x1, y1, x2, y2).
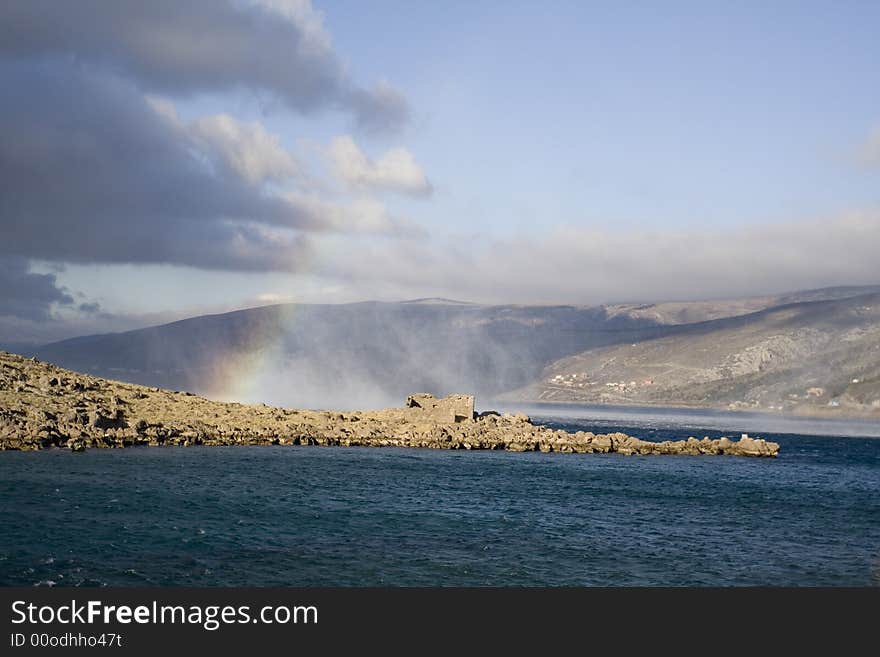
(0, 351, 779, 457)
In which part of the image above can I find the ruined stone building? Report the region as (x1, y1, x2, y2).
(404, 393, 475, 423)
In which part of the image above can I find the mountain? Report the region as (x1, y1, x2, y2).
(32, 286, 880, 415)
(504, 292, 880, 416)
(602, 285, 880, 325)
(34, 301, 670, 409)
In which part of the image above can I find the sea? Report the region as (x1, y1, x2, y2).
(1, 407, 878, 587)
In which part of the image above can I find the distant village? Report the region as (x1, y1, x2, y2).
(546, 371, 655, 392)
(542, 371, 880, 412)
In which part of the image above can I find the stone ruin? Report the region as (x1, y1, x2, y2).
(405, 393, 475, 423)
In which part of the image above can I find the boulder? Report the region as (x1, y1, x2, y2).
(66, 437, 87, 452)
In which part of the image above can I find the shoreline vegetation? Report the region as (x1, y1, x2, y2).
(0, 351, 779, 457)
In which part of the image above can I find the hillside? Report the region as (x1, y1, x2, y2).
(28, 287, 880, 416)
(603, 285, 880, 325)
(34, 301, 671, 408)
(505, 293, 880, 416)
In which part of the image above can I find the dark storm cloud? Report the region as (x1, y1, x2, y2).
(0, 257, 73, 321)
(0, 0, 408, 132)
(0, 60, 322, 271)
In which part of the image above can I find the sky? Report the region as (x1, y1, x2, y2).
(2, 0, 880, 344)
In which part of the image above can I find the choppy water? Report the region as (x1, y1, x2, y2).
(1, 414, 878, 586)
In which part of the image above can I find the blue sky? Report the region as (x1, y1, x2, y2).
(323, 0, 880, 229)
(2, 1, 880, 342)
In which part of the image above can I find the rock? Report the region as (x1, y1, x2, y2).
(39, 376, 59, 389)
(30, 408, 56, 422)
(66, 437, 87, 452)
(0, 351, 781, 458)
(591, 435, 612, 452)
(728, 436, 780, 457)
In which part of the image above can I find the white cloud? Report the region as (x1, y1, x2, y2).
(144, 94, 180, 124)
(190, 114, 298, 184)
(255, 291, 295, 303)
(306, 210, 880, 304)
(281, 192, 423, 235)
(0, 63, 421, 277)
(146, 98, 298, 185)
(328, 135, 432, 197)
(140, 99, 425, 239)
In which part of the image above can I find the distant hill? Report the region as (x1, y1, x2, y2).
(34, 301, 668, 409)
(33, 287, 880, 415)
(504, 292, 880, 416)
(603, 284, 880, 325)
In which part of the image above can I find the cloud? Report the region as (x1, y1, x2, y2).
(0, 301, 206, 347)
(0, 0, 408, 133)
(0, 0, 426, 348)
(310, 211, 880, 304)
(346, 81, 411, 135)
(281, 193, 425, 235)
(328, 136, 432, 197)
(78, 302, 102, 314)
(189, 114, 299, 184)
(0, 257, 73, 321)
(147, 96, 300, 184)
(247, 0, 332, 51)
(255, 292, 295, 304)
(0, 60, 409, 272)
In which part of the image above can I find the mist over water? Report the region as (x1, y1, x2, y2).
(184, 302, 655, 411)
(35, 292, 880, 422)
(520, 404, 880, 439)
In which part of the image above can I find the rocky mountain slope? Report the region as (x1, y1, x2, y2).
(506, 292, 880, 416)
(603, 285, 880, 325)
(25, 286, 880, 416)
(33, 301, 673, 407)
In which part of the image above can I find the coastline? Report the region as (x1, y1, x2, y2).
(498, 400, 880, 438)
(493, 396, 880, 421)
(0, 351, 778, 457)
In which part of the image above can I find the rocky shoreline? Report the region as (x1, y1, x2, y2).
(0, 351, 779, 457)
